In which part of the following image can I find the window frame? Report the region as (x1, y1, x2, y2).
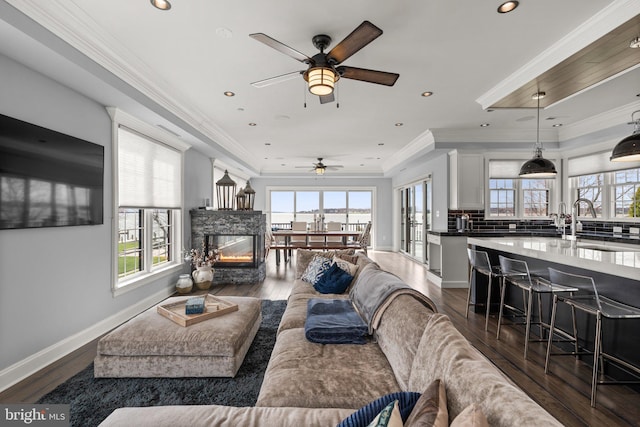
(108, 108, 190, 296)
(570, 167, 640, 221)
(267, 186, 375, 234)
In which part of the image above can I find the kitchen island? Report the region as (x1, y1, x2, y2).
(467, 235, 640, 385)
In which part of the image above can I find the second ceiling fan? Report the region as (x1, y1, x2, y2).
(250, 21, 399, 104)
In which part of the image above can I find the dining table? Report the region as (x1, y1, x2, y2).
(270, 229, 362, 264)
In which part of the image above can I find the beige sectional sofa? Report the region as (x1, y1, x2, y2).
(99, 250, 562, 427)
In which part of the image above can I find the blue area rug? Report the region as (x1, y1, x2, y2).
(37, 299, 286, 427)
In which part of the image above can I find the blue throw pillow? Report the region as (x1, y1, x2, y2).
(337, 391, 422, 427)
(314, 262, 354, 294)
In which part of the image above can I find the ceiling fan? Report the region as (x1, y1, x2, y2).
(295, 158, 344, 175)
(250, 21, 399, 104)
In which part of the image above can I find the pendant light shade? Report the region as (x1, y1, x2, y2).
(610, 110, 640, 162)
(519, 147, 558, 177)
(519, 92, 557, 177)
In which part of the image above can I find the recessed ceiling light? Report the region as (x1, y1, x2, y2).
(553, 123, 563, 127)
(248, 123, 257, 126)
(395, 123, 403, 127)
(421, 91, 433, 97)
(224, 91, 235, 97)
(630, 37, 640, 49)
(216, 27, 233, 39)
(480, 123, 490, 127)
(497, 1, 519, 13)
(150, 0, 171, 10)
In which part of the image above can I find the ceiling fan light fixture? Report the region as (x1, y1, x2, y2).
(611, 110, 640, 162)
(306, 67, 336, 96)
(630, 37, 640, 49)
(150, 0, 171, 10)
(315, 165, 326, 175)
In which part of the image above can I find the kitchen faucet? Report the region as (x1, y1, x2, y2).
(568, 198, 596, 240)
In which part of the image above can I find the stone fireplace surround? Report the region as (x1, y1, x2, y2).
(190, 209, 266, 285)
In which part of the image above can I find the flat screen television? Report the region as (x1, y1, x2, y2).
(0, 113, 104, 230)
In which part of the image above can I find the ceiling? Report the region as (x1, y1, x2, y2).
(1, 0, 640, 178)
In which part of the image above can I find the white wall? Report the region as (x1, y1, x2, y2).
(251, 176, 393, 250)
(0, 53, 213, 389)
(392, 149, 450, 232)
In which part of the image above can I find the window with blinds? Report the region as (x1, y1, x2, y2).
(111, 116, 187, 292)
(487, 159, 556, 219)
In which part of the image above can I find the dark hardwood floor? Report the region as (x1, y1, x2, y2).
(1, 250, 639, 426)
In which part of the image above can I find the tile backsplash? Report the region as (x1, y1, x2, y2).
(447, 210, 640, 234)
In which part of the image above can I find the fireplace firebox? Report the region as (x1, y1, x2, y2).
(191, 210, 266, 285)
(204, 234, 262, 268)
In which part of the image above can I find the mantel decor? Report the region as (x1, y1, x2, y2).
(216, 170, 237, 210)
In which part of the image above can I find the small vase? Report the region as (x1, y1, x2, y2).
(192, 266, 214, 290)
(175, 274, 193, 294)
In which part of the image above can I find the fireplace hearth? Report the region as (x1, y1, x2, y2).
(191, 210, 266, 285)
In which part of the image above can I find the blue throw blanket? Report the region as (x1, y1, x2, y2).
(305, 298, 368, 344)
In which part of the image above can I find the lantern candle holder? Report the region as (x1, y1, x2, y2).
(243, 180, 256, 211)
(216, 170, 237, 210)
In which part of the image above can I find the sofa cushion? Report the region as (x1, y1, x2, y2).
(337, 392, 421, 427)
(301, 255, 333, 284)
(408, 314, 562, 426)
(404, 379, 447, 427)
(314, 263, 354, 294)
(256, 328, 401, 409)
(375, 295, 435, 391)
(279, 285, 349, 335)
(98, 404, 356, 427)
(296, 249, 356, 279)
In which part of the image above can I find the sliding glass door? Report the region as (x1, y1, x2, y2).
(399, 179, 431, 263)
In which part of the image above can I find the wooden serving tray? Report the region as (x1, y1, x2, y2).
(157, 295, 239, 327)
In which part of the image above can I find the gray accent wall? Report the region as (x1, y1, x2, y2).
(0, 53, 211, 375)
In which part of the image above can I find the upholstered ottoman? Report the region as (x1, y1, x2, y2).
(94, 296, 262, 378)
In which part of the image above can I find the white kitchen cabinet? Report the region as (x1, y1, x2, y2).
(449, 150, 484, 209)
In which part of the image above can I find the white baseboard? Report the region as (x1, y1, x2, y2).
(0, 286, 175, 393)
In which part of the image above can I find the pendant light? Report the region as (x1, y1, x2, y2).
(519, 92, 557, 177)
(610, 110, 640, 162)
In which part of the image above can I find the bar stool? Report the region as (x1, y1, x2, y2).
(544, 267, 640, 407)
(465, 248, 503, 331)
(496, 256, 578, 359)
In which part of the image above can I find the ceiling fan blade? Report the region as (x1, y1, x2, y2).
(326, 21, 383, 65)
(251, 70, 304, 88)
(325, 165, 344, 169)
(319, 93, 335, 104)
(250, 33, 312, 63)
(337, 66, 399, 86)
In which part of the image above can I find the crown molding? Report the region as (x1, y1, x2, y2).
(476, 0, 640, 110)
(430, 128, 558, 145)
(558, 100, 640, 142)
(5, 0, 261, 171)
(382, 129, 435, 174)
